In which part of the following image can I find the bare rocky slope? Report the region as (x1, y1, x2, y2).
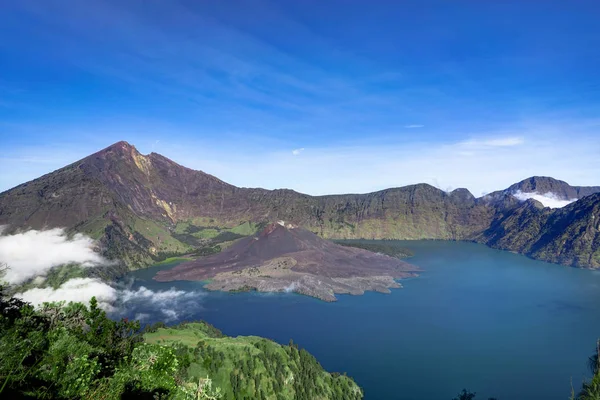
(1, 141, 599, 269)
(155, 221, 419, 301)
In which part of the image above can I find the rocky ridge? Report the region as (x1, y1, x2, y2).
(1, 141, 599, 270)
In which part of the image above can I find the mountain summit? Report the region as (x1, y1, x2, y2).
(1, 141, 599, 269)
(505, 176, 600, 200)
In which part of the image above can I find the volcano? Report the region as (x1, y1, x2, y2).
(154, 222, 420, 301)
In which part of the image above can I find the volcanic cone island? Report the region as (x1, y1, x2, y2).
(155, 221, 420, 301)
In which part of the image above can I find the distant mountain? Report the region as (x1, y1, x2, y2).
(1, 141, 599, 270)
(475, 193, 600, 268)
(155, 222, 419, 301)
(485, 176, 600, 201)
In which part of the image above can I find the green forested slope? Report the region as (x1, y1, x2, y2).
(4, 284, 600, 399)
(0, 285, 362, 400)
(145, 323, 362, 400)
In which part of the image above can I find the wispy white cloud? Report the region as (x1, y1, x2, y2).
(0, 228, 109, 284)
(15, 278, 118, 311)
(158, 128, 599, 196)
(460, 136, 524, 148)
(5, 0, 403, 124)
(117, 285, 204, 321)
(135, 313, 150, 322)
(3, 1, 598, 200)
(513, 191, 577, 209)
(120, 285, 192, 303)
(292, 148, 305, 156)
(2, 127, 599, 199)
(15, 276, 205, 320)
(2, 0, 487, 166)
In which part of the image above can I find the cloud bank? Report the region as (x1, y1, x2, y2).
(16, 278, 119, 310)
(0, 227, 205, 323)
(0, 228, 108, 284)
(151, 130, 598, 197)
(513, 191, 577, 209)
(15, 277, 205, 322)
(117, 285, 204, 322)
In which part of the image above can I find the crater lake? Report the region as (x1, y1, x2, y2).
(119, 240, 600, 400)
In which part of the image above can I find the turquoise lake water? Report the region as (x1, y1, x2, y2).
(121, 240, 600, 400)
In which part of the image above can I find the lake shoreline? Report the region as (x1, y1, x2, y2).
(124, 240, 600, 400)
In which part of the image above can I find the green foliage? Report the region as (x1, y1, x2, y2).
(107, 343, 180, 396)
(574, 341, 600, 400)
(0, 285, 206, 399)
(171, 221, 260, 256)
(450, 389, 499, 400)
(42, 264, 88, 289)
(38, 328, 100, 397)
(8, 263, 130, 296)
(452, 389, 477, 400)
(152, 257, 191, 267)
(211, 231, 245, 243)
(189, 245, 222, 258)
(178, 376, 222, 400)
(334, 240, 414, 258)
(1, 286, 363, 400)
(145, 324, 363, 400)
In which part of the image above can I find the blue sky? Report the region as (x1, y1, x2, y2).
(1, 0, 599, 195)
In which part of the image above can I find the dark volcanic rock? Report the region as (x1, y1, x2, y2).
(155, 222, 420, 301)
(156, 222, 417, 281)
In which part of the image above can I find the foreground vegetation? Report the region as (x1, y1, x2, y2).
(145, 323, 361, 400)
(573, 341, 600, 400)
(0, 284, 362, 399)
(2, 272, 600, 399)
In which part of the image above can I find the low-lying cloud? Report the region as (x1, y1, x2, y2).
(0, 228, 108, 284)
(1, 227, 205, 323)
(117, 285, 204, 322)
(513, 191, 577, 209)
(16, 277, 118, 311)
(15, 277, 205, 322)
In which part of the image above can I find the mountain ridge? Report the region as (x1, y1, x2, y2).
(1, 141, 599, 269)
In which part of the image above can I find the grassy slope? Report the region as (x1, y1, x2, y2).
(334, 240, 414, 258)
(144, 323, 362, 400)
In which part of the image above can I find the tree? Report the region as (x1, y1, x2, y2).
(0, 290, 215, 399)
(452, 389, 476, 400)
(573, 340, 600, 400)
(179, 376, 222, 400)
